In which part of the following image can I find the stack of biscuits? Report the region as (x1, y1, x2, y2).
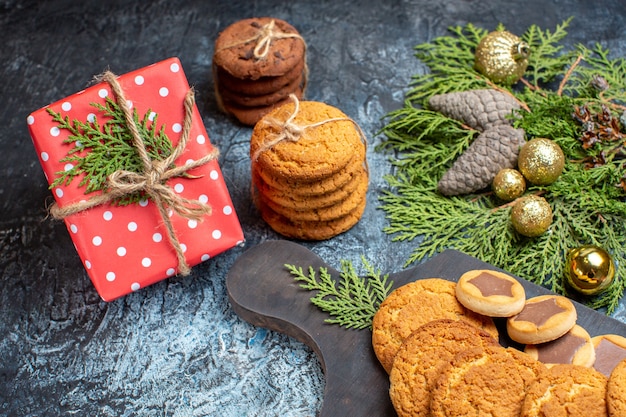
(212, 17, 307, 126)
(250, 97, 368, 240)
(373, 271, 626, 417)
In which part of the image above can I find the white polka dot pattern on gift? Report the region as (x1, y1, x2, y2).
(27, 58, 244, 301)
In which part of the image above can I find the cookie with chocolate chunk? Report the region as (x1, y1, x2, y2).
(455, 269, 526, 317)
(213, 17, 307, 125)
(213, 17, 305, 80)
(524, 324, 595, 368)
(507, 295, 577, 345)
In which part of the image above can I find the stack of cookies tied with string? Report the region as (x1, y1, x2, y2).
(250, 95, 369, 240)
(212, 17, 308, 126)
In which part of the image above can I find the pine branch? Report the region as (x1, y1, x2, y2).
(377, 19, 626, 314)
(286, 258, 393, 330)
(47, 97, 173, 205)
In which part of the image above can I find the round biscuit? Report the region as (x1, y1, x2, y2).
(430, 345, 547, 417)
(455, 269, 526, 317)
(507, 295, 577, 345)
(250, 100, 365, 182)
(607, 358, 626, 417)
(524, 324, 595, 368)
(371, 278, 499, 374)
(520, 364, 607, 417)
(388, 319, 500, 417)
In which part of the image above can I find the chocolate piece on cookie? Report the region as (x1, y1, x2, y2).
(524, 324, 595, 368)
(592, 334, 626, 377)
(507, 295, 577, 345)
(455, 269, 526, 317)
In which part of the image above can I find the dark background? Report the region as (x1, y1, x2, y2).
(2, 1, 625, 415)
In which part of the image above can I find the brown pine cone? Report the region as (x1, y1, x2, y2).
(428, 89, 521, 131)
(438, 125, 526, 196)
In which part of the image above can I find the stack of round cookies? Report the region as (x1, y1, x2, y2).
(250, 96, 368, 240)
(212, 17, 307, 126)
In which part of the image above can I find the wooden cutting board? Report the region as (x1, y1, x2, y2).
(226, 240, 626, 416)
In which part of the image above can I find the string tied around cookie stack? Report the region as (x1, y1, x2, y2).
(49, 70, 220, 276)
(215, 19, 306, 60)
(251, 94, 368, 164)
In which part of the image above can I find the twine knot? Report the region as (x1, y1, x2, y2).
(251, 94, 368, 163)
(49, 70, 220, 276)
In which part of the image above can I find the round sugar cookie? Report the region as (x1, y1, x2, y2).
(455, 269, 526, 317)
(253, 144, 366, 196)
(430, 345, 547, 417)
(213, 17, 306, 80)
(388, 319, 500, 417)
(507, 295, 577, 345)
(520, 364, 607, 417)
(525, 324, 595, 368)
(252, 165, 365, 211)
(592, 334, 626, 377)
(372, 278, 499, 374)
(259, 170, 368, 222)
(255, 193, 366, 241)
(607, 358, 626, 417)
(250, 100, 365, 183)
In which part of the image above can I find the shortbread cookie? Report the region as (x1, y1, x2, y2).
(507, 295, 577, 344)
(254, 145, 366, 196)
(256, 194, 366, 241)
(252, 165, 365, 211)
(372, 278, 498, 373)
(250, 100, 365, 182)
(259, 171, 368, 222)
(525, 324, 595, 367)
(430, 345, 547, 417)
(388, 319, 500, 417)
(607, 358, 626, 417)
(455, 269, 526, 317)
(520, 364, 607, 417)
(592, 334, 626, 377)
(213, 17, 305, 80)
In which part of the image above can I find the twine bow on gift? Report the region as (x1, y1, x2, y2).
(49, 71, 220, 276)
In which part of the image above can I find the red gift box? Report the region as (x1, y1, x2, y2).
(27, 57, 245, 301)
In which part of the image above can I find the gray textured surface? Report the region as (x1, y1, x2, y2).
(1, 0, 625, 416)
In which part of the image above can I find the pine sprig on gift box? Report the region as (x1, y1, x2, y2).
(286, 258, 393, 330)
(378, 19, 626, 313)
(47, 97, 173, 205)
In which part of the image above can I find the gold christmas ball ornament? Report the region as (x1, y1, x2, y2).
(510, 195, 553, 237)
(518, 138, 565, 185)
(492, 168, 526, 201)
(565, 245, 615, 295)
(474, 30, 530, 84)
